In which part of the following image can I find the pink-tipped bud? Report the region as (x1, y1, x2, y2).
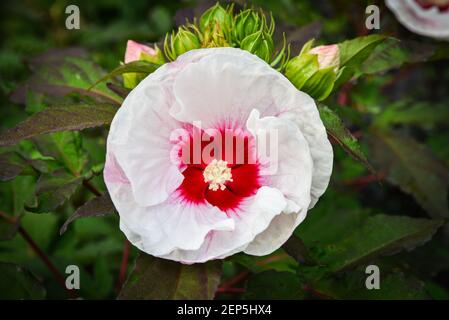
(125, 40, 157, 63)
(309, 44, 340, 71)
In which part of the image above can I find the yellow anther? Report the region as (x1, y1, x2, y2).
(203, 159, 233, 191)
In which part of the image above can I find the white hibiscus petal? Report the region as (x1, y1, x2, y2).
(386, 0, 449, 40)
(246, 109, 313, 212)
(109, 178, 235, 256)
(107, 80, 184, 207)
(160, 186, 287, 263)
(277, 90, 334, 208)
(169, 51, 287, 128)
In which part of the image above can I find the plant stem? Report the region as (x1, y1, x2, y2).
(218, 270, 251, 291)
(116, 239, 130, 292)
(216, 287, 246, 294)
(0, 210, 77, 299)
(344, 172, 385, 187)
(82, 179, 102, 196)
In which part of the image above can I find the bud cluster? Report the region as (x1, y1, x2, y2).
(163, 3, 288, 68)
(124, 3, 343, 102)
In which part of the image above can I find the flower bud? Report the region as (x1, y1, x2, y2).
(125, 40, 164, 65)
(199, 3, 233, 38)
(285, 40, 340, 101)
(240, 30, 274, 63)
(164, 27, 201, 61)
(309, 44, 340, 71)
(123, 40, 165, 89)
(234, 9, 262, 44)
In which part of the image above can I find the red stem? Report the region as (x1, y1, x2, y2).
(219, 270, 251, 290)
(82, 180, 102, 196)
(18, 226, 78, 299)
(216, 287, 246, 294)
(0, 210, 77, 299)
(344, 172, 385, 187)
(116, 239, 130, 291)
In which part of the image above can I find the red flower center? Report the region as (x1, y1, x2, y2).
(176, 127, 261, 213)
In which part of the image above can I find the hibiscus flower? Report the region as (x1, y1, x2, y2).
(386, 0, 449, 40)
(104, 47, 333, 263)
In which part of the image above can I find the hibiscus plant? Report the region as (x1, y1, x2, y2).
(1, 1, 449, 300)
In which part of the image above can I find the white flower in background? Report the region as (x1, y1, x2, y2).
(104, 47, 333, 263)
(386, 0, 449, 40)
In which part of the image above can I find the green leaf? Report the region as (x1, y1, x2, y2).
(0, 262, 46, 299)
(361, 38, 435, 75)
(33, 132, 88, 176)
(335, 34, 385, 86)
(0, 104, 117, 147)
(28, 171, 83, 213)
(316, 214, 443, 272)
(0, 152, 27, 181)
(339, 34, 385, 67)
(306, 264, 430, 300)
(60, 192, 115, 235)
(118, 254, 222, 300)
(231, 251, 298, 274)
(297, 193, 444, 273)
(296, 191, 368, 246)
(11, 48, 122, 105)
(89, 60, 159, 90)
(21, 212, 59, 251)
(244, 271, 305, 299)
(0, 176, 37, 241)
(370, 129, 449, 218)
(374, 102, 449, 129)
(400, 236, 449, 277)
(318, 105, 374, 173)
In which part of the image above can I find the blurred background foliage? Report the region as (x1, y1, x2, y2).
(0, 0, 449, 299)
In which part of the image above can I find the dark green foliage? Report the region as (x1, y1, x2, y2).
(118, 254, 222, 300)
(0, 262, 46, 299)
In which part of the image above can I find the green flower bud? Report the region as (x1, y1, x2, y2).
(164, 27, 201, 61)
(234, 9, 262, 44)
(199, 3, 233, 40)
(240, 30, 274, 62)
(285, 40, 340, 101)
(140, 44, 166, 65)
